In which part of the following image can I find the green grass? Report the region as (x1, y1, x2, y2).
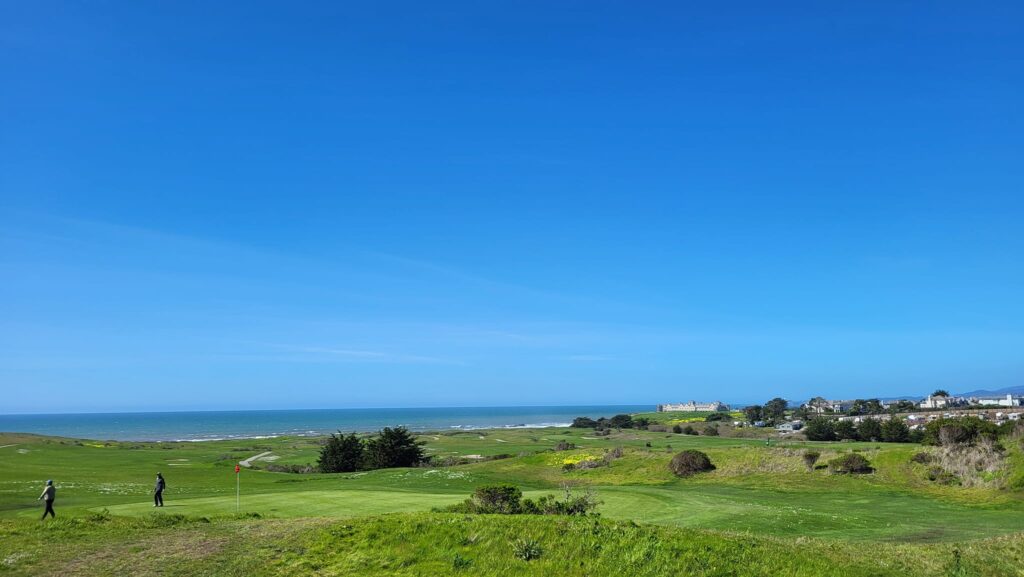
(633, 410, 745, 425)
(2, 429, 1023, 574)
(2, 513, 1023, 576)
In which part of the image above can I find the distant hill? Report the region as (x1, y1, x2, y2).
(956, 385, 1024, 398)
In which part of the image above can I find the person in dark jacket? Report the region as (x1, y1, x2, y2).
(38, 480, 56, 519)
(154, 472, 166, 507)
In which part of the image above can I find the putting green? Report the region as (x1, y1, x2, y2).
(98, 489, 467, 517)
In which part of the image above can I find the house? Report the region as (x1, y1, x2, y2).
(803, 398, 854, 414)
(657, 400, 730, 412)
(776, 421, 803, 432)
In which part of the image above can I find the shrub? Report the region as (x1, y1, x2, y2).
(511, 538, 543, 561)
(802, 450, 820, 471)
(571, 417, 598, 428)
(604, 446, 624, 461)
(705, 412, 731, 422)
(669, 449, 716, 477)
(554, 440, 576, 451)
(703, 425, 719, 436)
(927, 466, 959, 485)
(444, 485, 599, 516)
(923, 417, 999, 446)
(828, 453, 873, 474)
(910, 452, 934, 464)
(682, 425, 697, 435)
(452, 553, 472, 570)
(672, 424, 683, 434)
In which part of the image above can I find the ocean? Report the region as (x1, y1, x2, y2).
(0, 405, 651, 442)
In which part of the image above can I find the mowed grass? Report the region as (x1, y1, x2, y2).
(2, 513, 1023, 577)
(2, 429, 1024, 545)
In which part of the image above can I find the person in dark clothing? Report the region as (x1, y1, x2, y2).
(154, 472, 166, 507)
(38, 480, 55, 519)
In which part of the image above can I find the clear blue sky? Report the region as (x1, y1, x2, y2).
(2, 2, 1022, 414)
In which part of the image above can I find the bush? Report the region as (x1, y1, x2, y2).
(604, 446, 624, 461)
(703, 425, 720, 436)
(668, 449, 716, 477)
(828, 453, 873, 474)
(571, 417, 598, 428)
(672, 424, 683, 434)
(927, 466, 959, 485)
(554, 440, 576, 451)
(460, 484, 524, 514)
(682, 425, 697, 435)
(705, 412, 731, 422)
(923, 417, 998, 446)
(452, 553, 472, 570)
(444, 484, 599, 516)
(910, 452, 934, 464)
(802, 450, 821, 471)
(511, 538, 543, 561)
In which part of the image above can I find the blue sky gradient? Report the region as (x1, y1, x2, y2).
(2, 1, 1022, 413)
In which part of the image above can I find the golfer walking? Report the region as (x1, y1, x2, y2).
(154, 472, 166, 507)
(38, 480, 56, 519)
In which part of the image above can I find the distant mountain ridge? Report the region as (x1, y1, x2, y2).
(955, 385, 1024, 398)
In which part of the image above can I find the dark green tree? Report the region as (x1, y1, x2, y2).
(318, 432, 365, 473)
(803, 417, 836, 441)
(571, 417, 598, 428)
(857, 418, 882, 442)
(763, 398, 788, 424)
(365, 426, 425, 469)
(608, 414, 634, 429)
(743, 405, 763, 424)
(880, 418, 910, 443)
(932, 390, 950, 398)
(833, 420, 857, 441)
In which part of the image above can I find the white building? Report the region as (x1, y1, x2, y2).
(657, 400, 729, 412)
(803, 398, 853, 414)
(920, 395, 950, 410)
(971, 394, 1022, 408)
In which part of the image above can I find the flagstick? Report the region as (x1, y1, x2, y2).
(235, 464, 240, 513)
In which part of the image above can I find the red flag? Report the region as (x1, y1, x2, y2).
(235, 465, 240, 474)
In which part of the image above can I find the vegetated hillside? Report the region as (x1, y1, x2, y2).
(3, 429, 1024, 544)
(2, 513, 1023, 577)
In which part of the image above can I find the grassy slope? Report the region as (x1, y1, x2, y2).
(2, 429, 1023, 548)
(2, 513, 1023, 577)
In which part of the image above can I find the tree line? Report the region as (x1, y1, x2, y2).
(803, 416, 917, 442)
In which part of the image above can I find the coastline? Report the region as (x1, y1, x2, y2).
(0, 405, 645, 443)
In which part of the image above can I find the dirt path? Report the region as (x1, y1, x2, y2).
(238, 451, 273, 468)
